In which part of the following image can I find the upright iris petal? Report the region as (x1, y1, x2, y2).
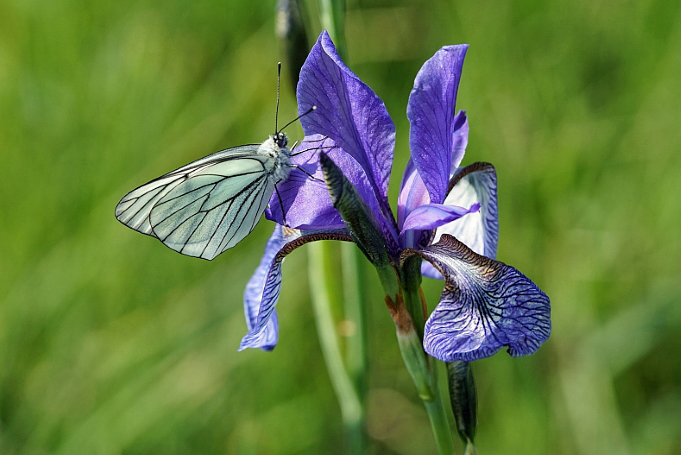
(266, 31, 400, 254)
(297, 31, 396, 211)
(407, 45, 469, 204)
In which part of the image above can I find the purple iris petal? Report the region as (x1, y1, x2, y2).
(397, 158, 430, 231)
(407, 44, 469, 204)
(266, 135, 388, 235)
(401, 202, 480, 232)
(406, 234, 550, 362)
(433, 163, 499, 260)
(243, 225, 286, 351)
(297, 31, 396, 215)
(239, 227, 353, 351)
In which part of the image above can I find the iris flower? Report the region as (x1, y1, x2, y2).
(241, 31, 550, 362)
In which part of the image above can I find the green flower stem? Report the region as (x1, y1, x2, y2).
(315, 4, 366, 452)
(318, 0, 346, 59)
(391, 292, 455, 455)
(387, 259, 456, 455)
(424, 393, 458, 455)
(341, 242, 368, 405)
(340, 242, 368, 453)
(308, 241, 365, 454)
(390, 297, 457, 455)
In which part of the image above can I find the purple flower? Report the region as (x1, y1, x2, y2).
(241, 31, 550, 362)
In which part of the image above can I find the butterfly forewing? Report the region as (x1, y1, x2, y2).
(115, 144, 283, 260)
(148, 155, 271, 260)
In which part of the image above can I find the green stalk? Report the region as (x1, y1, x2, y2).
(341, 241, 368, 415)
(424, 395, 458, 455)
(318, 0, 346, 59)
(308, 241, 365, 454)
(394, 259, 457, 455)
(314, 4, 367, 452)
(393, 311, 456, 455)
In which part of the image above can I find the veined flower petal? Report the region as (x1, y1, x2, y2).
(243, 225, 287, 351)
(266, 135, 381, 231)
(401, 202, 479, 233)
(434, 162, 499, 259)
(407, 44, 469, 204)
(297, 31, 396, 213)
(239, 226, 352, 351)
(397, 158, 430, 230)
(404, 234, 550, 362)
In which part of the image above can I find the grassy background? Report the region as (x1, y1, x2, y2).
(1, 0, 680, 453)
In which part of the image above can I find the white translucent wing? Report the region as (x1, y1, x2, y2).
(149, 158, 275, 260)
(115, 145, 275, 260)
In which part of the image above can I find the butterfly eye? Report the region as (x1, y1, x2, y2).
(275, 133, 288, 148)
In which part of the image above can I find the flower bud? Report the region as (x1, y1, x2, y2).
(320, 152, 399, 296)
(447, 360, 478, 452)
(320, 152, 391, 268)
(275, 0, 309, 94)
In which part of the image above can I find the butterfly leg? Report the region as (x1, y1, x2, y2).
(302, 135, 329, 144)
(274, 182, 287, 226)
(291, 143, 339, 157)
(290, 135, 329, 156)
(291, 165, 323, 182)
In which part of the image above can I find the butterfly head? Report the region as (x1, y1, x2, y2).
(272, 132, 289, 148)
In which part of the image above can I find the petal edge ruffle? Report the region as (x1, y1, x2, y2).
(403, 234, 550, 361)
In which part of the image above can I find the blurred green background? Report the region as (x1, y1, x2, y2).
(1, 0, 680, 453)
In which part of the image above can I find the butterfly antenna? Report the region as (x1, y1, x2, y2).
(275, 62, 282, 134)
(277, 105, 317, 134)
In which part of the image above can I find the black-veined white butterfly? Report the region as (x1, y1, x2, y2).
(115, 65, 316, 260)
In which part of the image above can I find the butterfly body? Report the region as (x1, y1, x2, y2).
(115, 132, 292, 261)
(259, 132, 292, 181)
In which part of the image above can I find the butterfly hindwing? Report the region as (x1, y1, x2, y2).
(149, 156, 272, 260)
(115, 174, 186, 236)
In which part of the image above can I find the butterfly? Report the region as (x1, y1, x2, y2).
(115, 65, 317, 260)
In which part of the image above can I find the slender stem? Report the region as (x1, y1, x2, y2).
(308, 241, 364, 454)
(341, 241, 368, 413)
(315, 3, 366, 452)
(318, 0, 347, 60)
(424, 393, 458, 455)
(395, 322, 457, 455)
(395, 259, 457, 455)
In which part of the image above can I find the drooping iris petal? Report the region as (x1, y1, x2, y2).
(243, 225, 287, 351)
(404, 234, 550, 362)
(239, 227, 353, 351)
(266, 135, 383, 231)
(297, 31, 396, 215)
(407, 44, 469, 204)
(401, 202, 480, 232)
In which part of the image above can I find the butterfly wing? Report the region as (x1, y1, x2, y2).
(115, 145, 276, 260)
